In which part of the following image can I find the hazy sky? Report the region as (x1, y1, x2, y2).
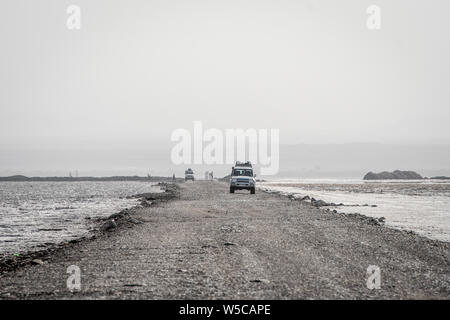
(1, 0, 450, 175)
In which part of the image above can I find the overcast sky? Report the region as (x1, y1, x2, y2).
(1, 0, 449, 175)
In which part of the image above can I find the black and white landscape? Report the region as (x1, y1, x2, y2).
(0, 0, 449, 302)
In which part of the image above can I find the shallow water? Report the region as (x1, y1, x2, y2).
(260, 179, 450, 242)
(0, 181, 161, 254)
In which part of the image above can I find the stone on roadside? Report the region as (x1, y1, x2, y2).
(128, 217, 142, 224)
(250, 279, 270, 284)
(101, 219, 117, 231)
(31, 259, 44, 265)
(312, 199, 328, 207)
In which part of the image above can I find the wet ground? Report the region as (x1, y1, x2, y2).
(0, 181, 449, 299)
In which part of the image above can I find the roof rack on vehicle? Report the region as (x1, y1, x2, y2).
(235, 161, 252, 168)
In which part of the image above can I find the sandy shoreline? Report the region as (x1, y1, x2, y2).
(0, 181, 448, 299)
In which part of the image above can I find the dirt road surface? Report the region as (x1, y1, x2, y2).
(0, 181, 449, 299)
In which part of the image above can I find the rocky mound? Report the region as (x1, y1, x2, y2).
(363, 170, 423, 180)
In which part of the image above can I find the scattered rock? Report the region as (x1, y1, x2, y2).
(312, 199, 328, 207)
(123, 283, 145, 287)
(201, 244, 218, 249)
(108, 212, 123, 220)
(31, 259, 44, 265)
(127, 217, 142, 224)
(140, 200, 152, 207)
(250, 279, 270, 284)
(101, 219, 117, 231)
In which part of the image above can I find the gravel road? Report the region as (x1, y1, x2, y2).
(0, 181, 449, 299)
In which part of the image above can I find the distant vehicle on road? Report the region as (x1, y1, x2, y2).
(229, 161, 256, 194)
(185, 168, 195, 181)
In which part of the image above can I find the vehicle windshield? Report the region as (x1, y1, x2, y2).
(233, 169, 253, 177)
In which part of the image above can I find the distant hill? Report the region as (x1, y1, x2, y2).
(363, 170, 423, 180)
(0, 175, 30, 181)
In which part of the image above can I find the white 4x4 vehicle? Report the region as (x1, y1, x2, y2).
(229, 161, 256, 194)
(185, 168, 195, 181)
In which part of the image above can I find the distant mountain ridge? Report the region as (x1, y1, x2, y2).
(429, 176, 450, 180)
(1, 143, 450, 178)
(0, 175, 178, 182)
